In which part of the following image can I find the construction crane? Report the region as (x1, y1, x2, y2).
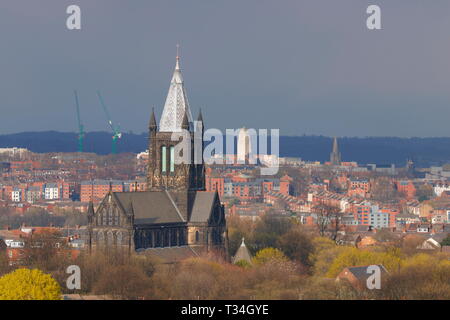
(73, 90, 85, 152)
(96, 91, 122, 154)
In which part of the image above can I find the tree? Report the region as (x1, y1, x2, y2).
(93, 265, 152, 299)
(22, 230, 70, 272)
(312, 201, 342, 240)
(0, 268, 61, 300)
(441, 235, 450, 247)
(277, 227, 314, 268)
(371, 177, 399, 201)
(326, 247, 402, 278)
(416, 184, 433, 202)
(251, 214, 293, 252)
(235, 260, 252, 268)
(252, 248, 288, 265)
(0, 251, 11, 277)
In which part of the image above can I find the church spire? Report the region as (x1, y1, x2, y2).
(159, 47, 193, 132)
(332, 137, 339, 153)
(175, 44, 180, 70)
(197, 108, 203, 122)
(330, 137, 342, 166)
(182, 108, 189, 130)
(87, 200, 94, 224)
(149, 107, 157, 131)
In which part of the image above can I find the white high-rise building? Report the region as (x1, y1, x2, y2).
(237, 128, 252, 163)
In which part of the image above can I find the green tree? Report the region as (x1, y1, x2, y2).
(0, 268, 61, 300)
(441, 235, 450, 247)
(277, 227, 314, 267)
(252, 214, 293, 251)
(235, 260, 252, 268)
(253, 248, 288, 265)
(326, 247, 402, 277)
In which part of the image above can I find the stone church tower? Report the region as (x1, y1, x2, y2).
(87, 55, 228, 261)
(147, 55, 205, 192)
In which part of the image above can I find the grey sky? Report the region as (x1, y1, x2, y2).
(0, 0, 449, 137)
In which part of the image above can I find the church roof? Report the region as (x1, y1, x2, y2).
(112, 190, 216, 225)
(190, 192, 217, 223)
(114, 191, 185, 224)
(232, 238, 252, 264)
(159, 56, 193, 132)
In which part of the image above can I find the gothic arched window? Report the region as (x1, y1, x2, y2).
(102, 209, 107, 225)
(113, 208, 119, 226)
(195, 231, 200, 243)
(116, 231, 123, 246)
(97, 231, 105, 245)
(108, 207, 113, 226)
(107, 231, 114, 246)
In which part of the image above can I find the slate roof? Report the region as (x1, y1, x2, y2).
(345, 264, 388, 283)
(112, 190, 216, 225)
(114, 191, 185, 224)
(190, 192, 217, 223)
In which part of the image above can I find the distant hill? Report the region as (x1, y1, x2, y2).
(1, 131, 450, 167)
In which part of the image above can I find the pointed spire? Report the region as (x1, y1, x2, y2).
(332, 137, 339, 153)
(87, 200, 94, 224)
(330, 137, 341, 166)
(175, 44, 181, 70)
(159, 48, 193, 132)
(182, 109, 189, 130)
(196, 108, 204, 133)
(87, 200, 94, 215)
(197, 108, 203, 122)
(149, 107, 157, 130)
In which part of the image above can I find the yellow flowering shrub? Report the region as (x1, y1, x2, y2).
(0, 268, 61, 300)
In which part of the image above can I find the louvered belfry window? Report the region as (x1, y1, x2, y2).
(161, 146, 167, 173)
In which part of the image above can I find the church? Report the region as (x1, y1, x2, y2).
(87, 54, 228, 260)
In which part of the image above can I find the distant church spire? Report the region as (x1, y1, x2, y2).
(159, 46, 193, 132)
(330, 137, 341, 166)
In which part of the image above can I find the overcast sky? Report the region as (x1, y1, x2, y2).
(0, 0, 449, 137)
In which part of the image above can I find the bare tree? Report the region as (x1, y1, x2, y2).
(312, 201, 342, 240)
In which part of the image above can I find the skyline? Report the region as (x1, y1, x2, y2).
(1, 0, 450, 137)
